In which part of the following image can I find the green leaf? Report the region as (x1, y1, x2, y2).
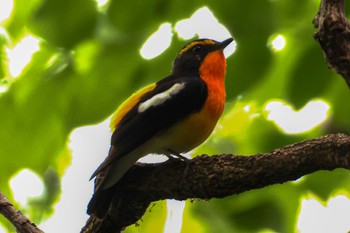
(30, 0, 98, 48)
(300, 170, 350, 201)
(124, 201, 167, 233)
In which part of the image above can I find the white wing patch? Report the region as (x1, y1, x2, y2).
(138, 82, 186, 113)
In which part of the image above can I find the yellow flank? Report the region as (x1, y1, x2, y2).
(157, 106, 221, 154)
(110, 83, 157, 131)
(178, 40, 216, 57)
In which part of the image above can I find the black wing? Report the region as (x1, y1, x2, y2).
(112, 75, 208, 160)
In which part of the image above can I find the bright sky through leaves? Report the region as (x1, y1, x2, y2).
(270, 35, 286, 51)
(0, 0, 13, 22)
(163, 200, 185, 233)
(140, 7, 236, 60)
(40, 120, 110, 232)
(94, 0, 108, 8)
(265, 99, 330, 134)
(140, 23, 173, 60)
(298, 195, 350, 233)
(6, 36, 40, 77)
(9, 169, 44, 206)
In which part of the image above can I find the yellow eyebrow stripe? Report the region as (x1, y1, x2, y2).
(110, 83, 157, 131)
(178, 40, 216, 56)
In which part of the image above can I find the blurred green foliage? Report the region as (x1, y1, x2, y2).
(0, 0, 350, 232)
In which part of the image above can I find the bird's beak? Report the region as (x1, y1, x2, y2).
(216, 38, 234, 50)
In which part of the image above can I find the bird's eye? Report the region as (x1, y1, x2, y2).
(192, 45, 202, 53)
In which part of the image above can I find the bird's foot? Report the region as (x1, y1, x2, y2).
(166, 149, 190, 161)
(166, 149, 193, 180)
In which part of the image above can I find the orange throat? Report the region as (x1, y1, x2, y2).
(199, 50, 227, 119)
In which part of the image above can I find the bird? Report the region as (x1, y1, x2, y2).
(87, 37, 234, 218)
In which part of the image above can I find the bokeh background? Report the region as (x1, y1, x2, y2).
(1, 0, 350, 232)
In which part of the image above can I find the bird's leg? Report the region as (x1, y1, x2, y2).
(166, 149, 192, 181)
(166, 149, 190, 161)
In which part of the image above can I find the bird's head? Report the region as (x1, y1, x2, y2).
(172, 38, 233, 77)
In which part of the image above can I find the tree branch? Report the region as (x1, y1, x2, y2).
(0, 192, 44, 233)
(313, 0, 350, 87)
(81, 133, 350, 233)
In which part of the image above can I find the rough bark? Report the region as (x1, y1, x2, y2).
(0, 192, 44, 233)
(81, 133, 350, 233)
(313, 0, 350, 87)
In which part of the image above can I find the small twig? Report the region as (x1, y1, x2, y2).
(81, 133, 350, 233)
(0, 192, 44, 233)
(313, 0, 350, 87)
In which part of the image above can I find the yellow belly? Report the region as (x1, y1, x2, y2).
(157, 107, 221, 154)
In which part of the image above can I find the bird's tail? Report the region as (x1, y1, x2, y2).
(87, 149, 142, 217)
(87, 167, 120, 218)
(87, 185, 118, 218)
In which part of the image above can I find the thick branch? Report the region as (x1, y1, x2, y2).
(0, 192, 44, 233)
(81, 133, 350, 233)
(313, 0, 350, 87)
